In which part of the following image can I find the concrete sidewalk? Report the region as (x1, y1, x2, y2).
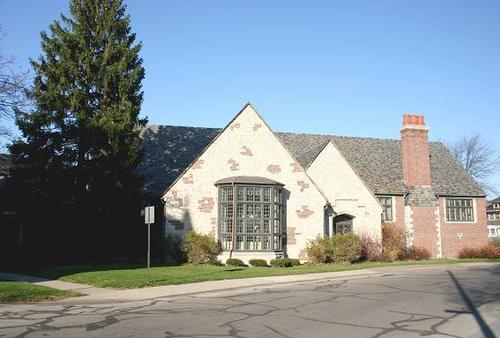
(0, 272, 110, 296)
(2, 262, 499, 305)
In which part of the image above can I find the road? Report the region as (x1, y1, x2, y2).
(1, 264, 499, 338)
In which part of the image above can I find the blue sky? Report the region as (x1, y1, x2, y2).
(1, 0, 499, 193)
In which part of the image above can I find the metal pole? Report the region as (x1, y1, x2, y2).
(147, 221, 151, 281)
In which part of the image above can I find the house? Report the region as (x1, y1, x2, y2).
(138, 103, 488, 262)
(487, 197, 500, 237)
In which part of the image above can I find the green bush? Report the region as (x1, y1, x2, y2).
(329, 233, 362, 263)
(165, 233, 186, 264)
(287, 258, 301, 266)
(305, 237, 331, 264)
(404, 246, 431, 260)
(380, 223, 406, 262)
(305, 233, 362, 264)
(270, 258, 293, 267)
(181, 231, 222, 264)
(226, 258, 245, 266)
(248, 259, 268, 267)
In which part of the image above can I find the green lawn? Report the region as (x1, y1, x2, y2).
(18, 258, 500, 289)
(0, 280, 81, 303)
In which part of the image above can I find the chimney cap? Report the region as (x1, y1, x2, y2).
(403, 113, 426, 126)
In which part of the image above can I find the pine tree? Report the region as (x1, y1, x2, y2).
(10, 0, 146, 260)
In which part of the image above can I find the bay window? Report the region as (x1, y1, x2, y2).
(216, 177, 284, 252)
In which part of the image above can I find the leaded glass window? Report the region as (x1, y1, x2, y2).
(378, 196, 393, 222)
(446, 198, 474, 222)
(218, 184, 283, 251)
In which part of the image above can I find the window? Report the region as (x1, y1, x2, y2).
(218, 183, 283, 251)
(378, 196, 393, 222)
(446, 198, 474, 222)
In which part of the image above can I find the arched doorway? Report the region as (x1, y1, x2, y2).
(332, 214, 354, 234)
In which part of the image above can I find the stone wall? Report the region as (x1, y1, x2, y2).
(307, 142, 383, 240)
(162, 104, 328, 261)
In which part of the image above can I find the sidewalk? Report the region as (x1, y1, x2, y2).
(0, 272, 110, 297)
(2, 262, 499, 305)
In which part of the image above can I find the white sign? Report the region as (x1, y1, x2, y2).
(144, 206, 155, 224)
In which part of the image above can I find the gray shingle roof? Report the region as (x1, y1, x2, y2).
(138, 125, 485, 198)
(138, 125, 220, 196)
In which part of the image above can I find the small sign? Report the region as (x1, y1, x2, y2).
(144, 206, 155, 224)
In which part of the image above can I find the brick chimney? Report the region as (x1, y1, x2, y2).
(400, 114, 431, 187)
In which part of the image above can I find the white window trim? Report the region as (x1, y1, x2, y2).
(443, 197, 477, 224)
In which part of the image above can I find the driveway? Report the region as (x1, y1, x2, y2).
(1, 263, 499, 337)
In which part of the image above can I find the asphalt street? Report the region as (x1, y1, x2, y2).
(1, 264, 499, 338)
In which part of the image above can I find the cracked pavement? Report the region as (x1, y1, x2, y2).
(1, 264, 499, 337)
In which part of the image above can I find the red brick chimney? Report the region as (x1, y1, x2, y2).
(400, 114, 431, 187)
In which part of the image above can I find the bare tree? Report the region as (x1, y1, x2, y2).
(0, 27, 29, 143)
(446, 134, 500, 195)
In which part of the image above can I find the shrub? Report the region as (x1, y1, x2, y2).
(305, 237, 331, 264)
(248, 259, 268, 267)
(226, 258, 244, 266)
(329, 233, 362, 263)
(458, 245, 500, 259)
(209, 259, 224, 266)
(490, 237, 500, 248)
(306, 233, 362, 264)
(270, 258, 293, 267)
(380, 223, 406, 262)
(359, 234, 381, 262)
(287, 258, 301, 266)
(164, 233, 186, 264)
(405, 246, 431, 260)
(181, 231, 222, 264)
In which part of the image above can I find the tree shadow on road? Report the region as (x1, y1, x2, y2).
(446, 266, 499, 338)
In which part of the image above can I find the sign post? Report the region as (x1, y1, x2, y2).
(144, 205, 155, 281)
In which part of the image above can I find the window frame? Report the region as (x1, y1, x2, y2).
(445, 198, 475, 223)
(217, 183, 284, 252)
(378, 196, 394, 222)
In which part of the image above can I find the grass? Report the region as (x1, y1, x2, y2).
(17, 258, 500, 289)
(0, 280, 81, 303)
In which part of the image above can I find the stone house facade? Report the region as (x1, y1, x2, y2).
(139, 103, 488, 262)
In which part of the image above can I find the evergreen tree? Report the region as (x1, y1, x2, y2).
(9, 0, 146, 261)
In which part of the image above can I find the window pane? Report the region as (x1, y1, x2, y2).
(254, 188, 262, 202)
(236, 219, 244, 233)
(237, 187, 244, 201)
(263, 188, 271, 202)
(255, 204, 262, 218)
(263, 220, 271, 233)
(254, 219, 262, 234)
(246, 204, 254, 218)
(237, 204, 244, 217)
(246, 220, 254, 233)
(247, 188, 254, 201)
(236, 235, 243, 250)
(262, 236, 271, 250)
